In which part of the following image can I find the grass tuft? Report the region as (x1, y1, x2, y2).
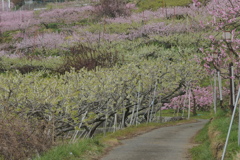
(34, 138, 104, 160)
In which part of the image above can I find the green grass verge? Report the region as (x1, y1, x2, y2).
(209, 110, 240, 160)
(34, 138, 104, 160)
(0, 56, 62, 73)
(190, 109, 240, 160)
(136, 0, 211, 12)
(136, 0, 192, 12)
(190, 121, 215, 160)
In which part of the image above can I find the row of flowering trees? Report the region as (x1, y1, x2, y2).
(164, 0, 240, 113)
(1, 0, 239, 116)
(0, 0, 226, 113)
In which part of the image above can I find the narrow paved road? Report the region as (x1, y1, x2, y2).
(101, 119, 208, 160)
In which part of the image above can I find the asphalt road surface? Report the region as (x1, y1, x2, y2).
(100, 119, 208, 160)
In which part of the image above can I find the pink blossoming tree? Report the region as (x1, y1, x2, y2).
(199, 0, 240, 111)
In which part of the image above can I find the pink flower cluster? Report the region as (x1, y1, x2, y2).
(200, 0, 240, 77)
(15, 32, 69, 50)
(2, 0, 234, 55)
(164, 86, 213, 110)
(0, 5, 93, 32)
(0, 10, 37, 32)
(39, 6, 94, 24)
(105, 6, 196, 24)
(192, 0, 201, 8)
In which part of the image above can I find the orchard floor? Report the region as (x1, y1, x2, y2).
(100, 119, 208, 160)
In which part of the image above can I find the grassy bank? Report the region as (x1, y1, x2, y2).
(136, 0, 192, 11)
(35, 119, 197, 160)
(190, 110, 240, 160)
(190, 121, 215, 160)
(136, 0, 210, 12)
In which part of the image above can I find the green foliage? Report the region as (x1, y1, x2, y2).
(166, 0, 192, 7)
(33, 10, 42, 17)
(136, 0, 163, 11)
(199, 77, 211, 87)
(0, 58, 5, 73)
(105, 31, 209, 63)
(45, 3, 60, 10)
(41, 23, 62, 32)
(47, 23, 59, 30)
(0, 31, 17, 43)
(0, 155, 4, 160)
(30, 48, 63, 57)
(136, 0, 210, 13)
(0, 49, 205, 139)
(75, 18, 93, 26)
(0, 56, 61, 73)
(150, 31, 211, 50)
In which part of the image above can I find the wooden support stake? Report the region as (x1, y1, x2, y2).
(214, 72, 217, 114)
(229, 63, 234, 112)
(188, 89, 191, 120)
(121, 108, 125, 129)
(113, 113, 117, 132)
(231, 66, 235, 104)
(135, 81, 141, 125)
(150, 82, 157, 122)
(218, 71, 223, 100)
(71, 111, 88, 142)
